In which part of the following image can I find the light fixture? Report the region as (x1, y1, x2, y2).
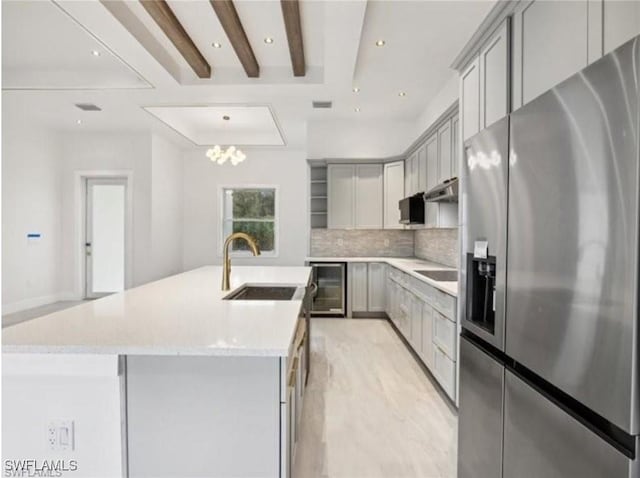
(222, 115, 230, 121)
(354, 107, 361, 113)
(206, 145, 247, 166)
(212, 42, 222, 48)
(353, 87, 360, 93)
(375, 40, 386, 47)
(91, 50, 101, 57)
(264, 37, 274, 44)
(76, 119, 82, 125)
(398, 91, 407, 97)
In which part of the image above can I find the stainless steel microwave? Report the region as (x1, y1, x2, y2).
(399, 193, 425, 225)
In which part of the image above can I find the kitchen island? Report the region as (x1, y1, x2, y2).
(3, 266, 312, 478)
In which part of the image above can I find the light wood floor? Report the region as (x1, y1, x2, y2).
(293, 318, 458, 478)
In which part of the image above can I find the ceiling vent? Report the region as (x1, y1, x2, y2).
(312, 101, 332, 109)
(75, 103, 102, 111)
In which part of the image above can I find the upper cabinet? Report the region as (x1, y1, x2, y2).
(384, 161, 405, 229)
(456, 0, 640, 139)
(451, 115, 460, 178)
(327, 164, 383, 229)
(327, 165, 355, 229)
(460, 19, 510, 141)
(354, 164, 383, 229)
(437, 120, 452, 184)
(512, 0, 589, 108)
(603, 0, 640, 55)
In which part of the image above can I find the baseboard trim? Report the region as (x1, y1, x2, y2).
(2, 292, 82, 315)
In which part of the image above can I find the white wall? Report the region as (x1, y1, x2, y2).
(306, 119, 414, 159)
(59, 133, 153, 298)
(150, 134, 184, 280)
(2, 119, 62, 313)
(182, 149, 308, 270)
(413, 72, 459, 141)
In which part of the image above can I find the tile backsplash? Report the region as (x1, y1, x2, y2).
(310, 229, 414, 257)
(414, 228, 458, 268)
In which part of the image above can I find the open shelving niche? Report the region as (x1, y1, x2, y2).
(310, 166, 327, 228)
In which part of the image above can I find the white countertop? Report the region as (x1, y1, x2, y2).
(3, 266, 312, 357)
(306, 256, 458, 297)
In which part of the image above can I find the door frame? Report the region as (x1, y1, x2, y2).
(74, 170, 133, 299)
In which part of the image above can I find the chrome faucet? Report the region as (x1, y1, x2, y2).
(222, 232, 261, 290)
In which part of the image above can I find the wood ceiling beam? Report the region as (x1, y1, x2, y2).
(139, 0, 211, 78)
(280, 0, 305, 77)
(209, 0, 260, 78)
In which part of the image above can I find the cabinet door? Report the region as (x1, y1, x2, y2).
(367, 263, 386, 312)
(409, 294, 423, 353)
(480, 19, 510, 129)
(451, 115, 460, 179)
(417, 143, 428, 192)
(421, 304, 434, 369)
(512, 0, 588, 108)
(425, 134, 439, 228)
(437, 120, 452, 183)
(327, 165, 355, 228)
(354, 164, 383, 229)
(350, 263, 368, 312)
(383, 161, 405, 229)
(603, 0, 640, 55)
(461, 56, 480, 141)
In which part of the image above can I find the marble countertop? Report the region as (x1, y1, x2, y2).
(306, 256, 458, 297)
(3, 266, 312, 357)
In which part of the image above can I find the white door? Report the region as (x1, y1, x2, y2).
(85, 178, 127, 298)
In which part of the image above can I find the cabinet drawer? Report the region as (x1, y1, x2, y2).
(433, 310, 456, 360)
(432, 288, 456, 321)
(434, 345, 456, 400)
(410, 277, 435, 302)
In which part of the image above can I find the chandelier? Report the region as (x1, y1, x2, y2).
(206, 145, 247, 165)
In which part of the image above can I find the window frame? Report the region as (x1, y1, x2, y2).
(218, 185, 279, 258)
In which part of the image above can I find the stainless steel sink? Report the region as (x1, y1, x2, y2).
(223, 285, 304, 301)
(415, 270, 458, 282)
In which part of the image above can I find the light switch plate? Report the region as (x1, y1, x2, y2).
(48, 420, 74, 452)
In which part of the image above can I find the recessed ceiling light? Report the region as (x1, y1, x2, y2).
(91, 50, 101, 57)
(353, 87, 360, 93)
(212, 42, 222, 48)
(354, 107, 361, 113)
(398, 91, 407, 97)
(264, 37, 274, 44)
(76, 119, 82, 125)
(375, 40, 386, 47)
(222, 115, 230, 121)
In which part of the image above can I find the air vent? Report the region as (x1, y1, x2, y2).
(75, 103, 102, 111)
(312, 101, 332, 109)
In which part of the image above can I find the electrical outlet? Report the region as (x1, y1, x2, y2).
(48, 420, 74, 452)
(337, 239, 344, 247)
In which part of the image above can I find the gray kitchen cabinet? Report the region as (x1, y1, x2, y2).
(512, 0, 589, 108)
(437, 120, 452, 183)
(367, 262, 386, 312)
(451, 115, 460, 179)
(479, 19, 510, 129)
(417, 144, 427, 193)
(603, 0, 640, 55)
(460, 56, 480, 141)
(354, 164, 383, 229)
(383, 161, 405, 229)
(349, 263, 368, 312)
(404, 153, 418, 196)
(425, 134, 439, 228)
(421, 304, 434, 369)
(409, 293, 423, 353)
(327, 164, 355, 229)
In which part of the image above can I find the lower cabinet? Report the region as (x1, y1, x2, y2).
(386, 266, 458, 402)
(350, 262, 386, 314)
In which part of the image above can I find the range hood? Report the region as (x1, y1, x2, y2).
(424, 177, 458, 202)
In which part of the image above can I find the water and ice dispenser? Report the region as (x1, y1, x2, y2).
(465, 247, 497, 335)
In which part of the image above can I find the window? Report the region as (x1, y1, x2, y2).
(222, 187, 277, 256)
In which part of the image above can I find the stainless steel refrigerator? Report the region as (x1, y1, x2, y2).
(458, 36, 640, 477)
